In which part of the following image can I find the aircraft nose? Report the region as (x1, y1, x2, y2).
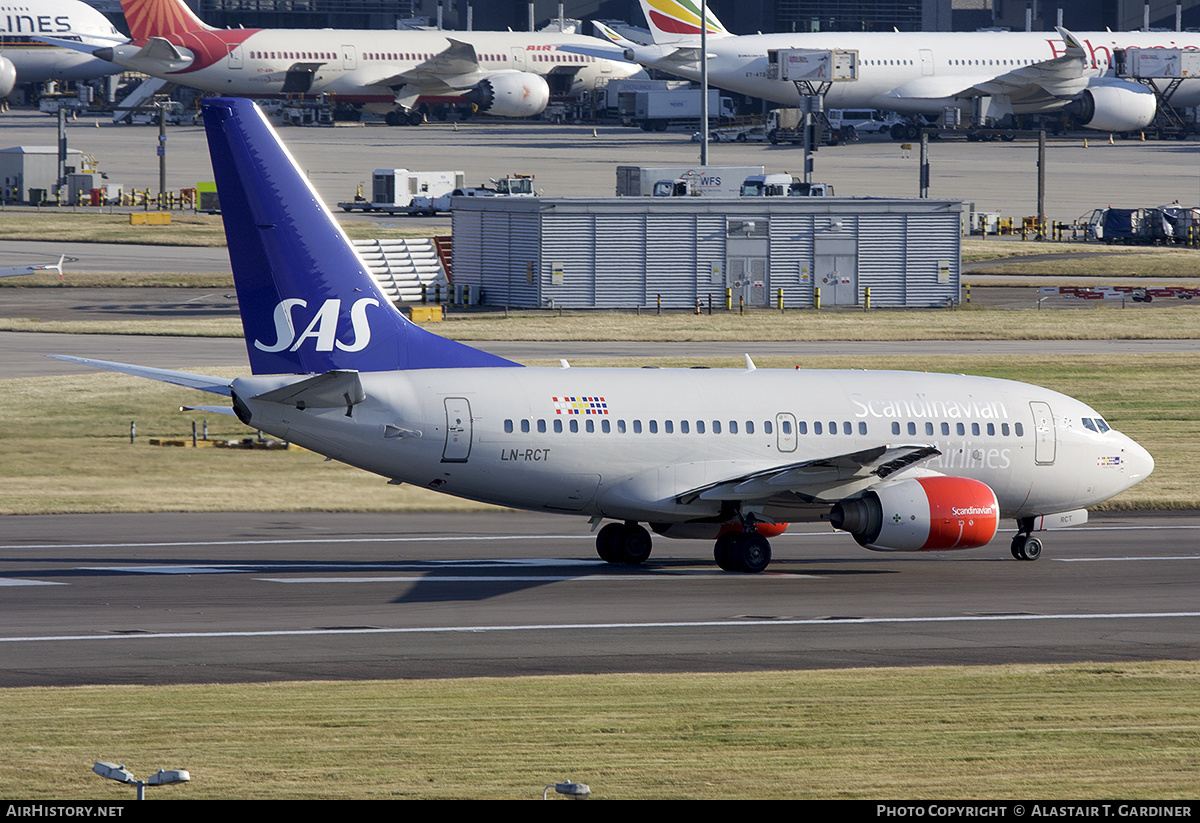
(1120, 435, 1154, 486)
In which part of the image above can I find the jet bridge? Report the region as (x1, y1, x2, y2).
(1115, 47, 1199, 138)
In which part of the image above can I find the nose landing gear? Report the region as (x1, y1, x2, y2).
(1010, 518, 1043, 560)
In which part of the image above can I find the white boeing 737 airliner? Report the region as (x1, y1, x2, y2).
(54, 98, 1153, 573)
(43, 0, 642, 124)
(596, 0, 1200, 134)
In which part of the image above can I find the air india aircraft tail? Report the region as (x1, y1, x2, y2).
(122, 0, 213, 39)
(201, 99, 519, 375)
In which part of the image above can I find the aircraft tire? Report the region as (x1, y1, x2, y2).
(1010, 535, 1025, 559)
(714, 531, 740, 571)
(1020, 536, 1043, 561)
(734, 533, 772, 573)
(618, 523, 652, 564)
(1011, 534, 1043, 561)
(596, 522, 624, 563)
(385, 110, 401, 127)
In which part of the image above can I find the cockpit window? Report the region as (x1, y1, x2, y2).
(1095, 418, 1111, 433)
(1082, 418, 1097, 432)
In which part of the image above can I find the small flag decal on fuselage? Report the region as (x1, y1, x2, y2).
(553, 396, 608, 415)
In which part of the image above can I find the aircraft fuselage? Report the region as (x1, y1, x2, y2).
(234, 366, 1151, 530)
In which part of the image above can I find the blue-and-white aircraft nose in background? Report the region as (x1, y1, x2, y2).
(53, 97, 1154, 574)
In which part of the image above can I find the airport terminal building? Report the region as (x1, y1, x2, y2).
(450, 197, 963, 310)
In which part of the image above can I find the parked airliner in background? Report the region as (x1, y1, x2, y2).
(44, 0, 643, 124)
(597, 0, 1200, 134)
(54, 98, 1153, 573)
(0, 0, 123, 98)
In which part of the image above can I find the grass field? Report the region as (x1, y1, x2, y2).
(0, 211, 432, 247)
(2, 661, 1196, 799)
(1, 301, 1199, 341)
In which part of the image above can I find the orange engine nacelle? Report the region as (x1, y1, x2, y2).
(830, 476, 999, 552)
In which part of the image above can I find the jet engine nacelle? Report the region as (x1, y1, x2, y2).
(829, 476, 999, 552)
(1067, 80, 1158, 133)
(463, 71, 550, 117)
(0, 56, 16, 98)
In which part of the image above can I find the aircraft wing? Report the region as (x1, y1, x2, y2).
(49, 355, 233, 396)
(371, 39, 481, 93)
(681, 444, 941, 504)
(899, 26, 1090, 105)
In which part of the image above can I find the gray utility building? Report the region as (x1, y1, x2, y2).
(450, 197, 962, 310)
(0, 146, 86, 204)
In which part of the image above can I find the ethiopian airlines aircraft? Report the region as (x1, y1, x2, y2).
(55, 98, 1152, 573)
(0, 0, 124, 97)
(47, 0, 642, 124)
(598, 0, 1200, 134)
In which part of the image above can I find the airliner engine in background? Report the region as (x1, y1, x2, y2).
(46, 0, 643, 124)
(0, 0, 124, 98)
(599, 0, 1198, 134)
(54, 97, 1154, 574)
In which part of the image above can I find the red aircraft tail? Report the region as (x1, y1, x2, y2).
(121, 0, 214, 41)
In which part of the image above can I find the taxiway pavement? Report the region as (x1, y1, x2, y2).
(1, 510, 1197, 686)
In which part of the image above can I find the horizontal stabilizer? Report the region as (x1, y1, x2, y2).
(181, 405, 237, 416)
(249, 370, 365, 409)
(48, 356, 233, 396)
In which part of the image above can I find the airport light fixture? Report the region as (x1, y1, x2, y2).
(92, 762, 190, 800)
(543, 780, 591, 800)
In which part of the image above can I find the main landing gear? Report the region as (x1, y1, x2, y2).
(713, 529, 772, 573)
(593, 521, 774, 573)
(1010, 517, 1043, 561)
(596, 521, 653, 565)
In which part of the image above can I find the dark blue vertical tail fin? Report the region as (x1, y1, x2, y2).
(201, 97, 519, 374)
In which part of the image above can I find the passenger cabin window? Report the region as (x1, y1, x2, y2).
(504, 419, 513, 433)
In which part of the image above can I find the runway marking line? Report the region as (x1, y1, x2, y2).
(2, 524, 1196, 552)
(2, 612, 1199, 644)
